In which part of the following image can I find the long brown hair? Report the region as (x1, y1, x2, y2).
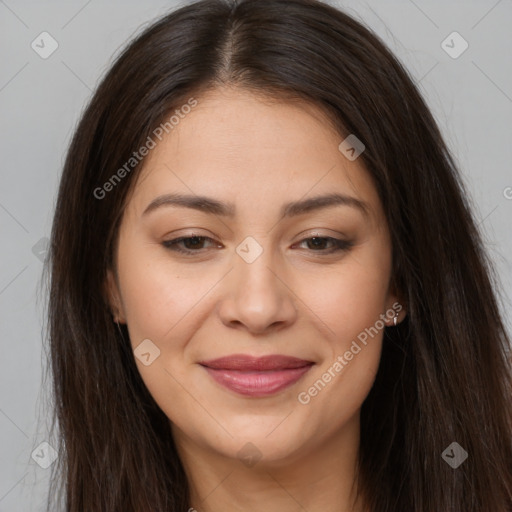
(43, 0, 512, 510)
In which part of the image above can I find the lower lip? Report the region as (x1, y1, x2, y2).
(202, 365, 313, 397)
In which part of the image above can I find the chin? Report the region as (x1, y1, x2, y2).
(212, 415, 316, 466)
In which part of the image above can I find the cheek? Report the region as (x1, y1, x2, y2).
(303, 249, 391, 346)
(117, 230, 391, 422)
(295, 247, 391, 404)
(117, 243, 210, 344)
(117, 252, 208, 424)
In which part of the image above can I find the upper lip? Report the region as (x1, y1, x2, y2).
(199, 354, 314, 371)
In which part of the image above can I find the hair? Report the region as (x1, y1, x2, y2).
(43, 0, 512, 510)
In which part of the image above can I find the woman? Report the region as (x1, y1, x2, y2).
(44, 0, 512, 510)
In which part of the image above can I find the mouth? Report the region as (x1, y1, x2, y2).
(198, 354, 315, 397)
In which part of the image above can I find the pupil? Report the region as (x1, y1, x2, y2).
(310, 237, 326, 249)
(186, 236, 202, 249)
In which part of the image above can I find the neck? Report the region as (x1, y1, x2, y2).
(173, 414, 367, 512)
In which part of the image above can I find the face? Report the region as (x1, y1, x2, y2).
(106, 87, 401, 468)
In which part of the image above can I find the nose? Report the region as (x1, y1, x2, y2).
(216, 243, 298, 335)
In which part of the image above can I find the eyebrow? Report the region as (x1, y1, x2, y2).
(142, 192, 369, 219)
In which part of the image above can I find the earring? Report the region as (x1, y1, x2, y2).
(393, 310, 399, 326)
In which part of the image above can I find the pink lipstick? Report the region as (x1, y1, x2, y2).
(199, 354, 314, 397)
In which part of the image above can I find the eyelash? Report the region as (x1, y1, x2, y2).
(161, 235, 353, 256)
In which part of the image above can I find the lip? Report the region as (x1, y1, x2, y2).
(199, 354, 314, 397)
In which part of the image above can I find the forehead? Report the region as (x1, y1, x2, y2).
(127, 87, 382, 223)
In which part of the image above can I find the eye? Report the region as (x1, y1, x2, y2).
(162, 235, 220, 254)
(293, 236, 353, 254)
(162, 234, 353, 256)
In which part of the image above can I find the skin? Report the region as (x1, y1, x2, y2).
(106, 87, 405, 512)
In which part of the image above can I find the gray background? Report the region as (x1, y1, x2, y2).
(0, 0, 511, 510)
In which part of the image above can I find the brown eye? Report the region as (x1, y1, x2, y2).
(162, 235, 220, 254)
(294, 236, 353, 254)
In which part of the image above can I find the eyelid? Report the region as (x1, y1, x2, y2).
(161, 231, 354, 256)
(293, 236, 354, 253)
(161, 234, 219, 250)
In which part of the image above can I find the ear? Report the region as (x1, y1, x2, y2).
(384, 280, 407, 327)
(103, 268, 127, 324)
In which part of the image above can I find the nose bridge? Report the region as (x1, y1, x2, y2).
(234, 234, 281, 303)
(217, 235, 297, 333)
